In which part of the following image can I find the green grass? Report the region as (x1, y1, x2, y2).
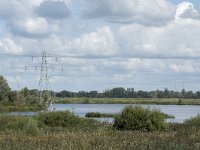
(53, 98, 200, 105)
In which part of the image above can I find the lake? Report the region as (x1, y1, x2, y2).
(8, 104, 200, 123)
(49, 104, 200, 123)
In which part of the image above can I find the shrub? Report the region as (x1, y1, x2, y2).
(85, 112, 115, 118)
(85, 112, 101, 118)
(37, 111, 97, 130)
(113, 106, 167, 131)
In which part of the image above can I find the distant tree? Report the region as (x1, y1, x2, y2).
(181, 89, 186, 98)
(78, 91, 88, 97)
(127, 88, 135, 98)
(21, 87, 37, 104)
(89, 91, 98, 98)
(111, 87, 126, 98)
(56, 90, 72, 98)
(52, 87, 200, 99)
(21, 87, 30, 98)
(29, 89, 39, 96)
(0, 75, 11, 102)
(164, 88, 170, 98)
(8, 91, 18, 103)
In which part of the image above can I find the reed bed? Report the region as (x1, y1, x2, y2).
(0, 109, 200, 149)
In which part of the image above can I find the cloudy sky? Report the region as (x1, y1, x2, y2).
(0, 0, 200, 92)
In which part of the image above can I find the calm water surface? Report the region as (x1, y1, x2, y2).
(49, 104, 200, 123)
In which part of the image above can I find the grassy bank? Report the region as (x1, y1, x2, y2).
(0, 104, 43, 112)
(0, 111, 200, 149)
(53, 97, 200, 105)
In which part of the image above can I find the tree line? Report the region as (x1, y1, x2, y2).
(1, 75, 200, 105)
(0, 75, 40, 105)
(55, 87, 200, 99)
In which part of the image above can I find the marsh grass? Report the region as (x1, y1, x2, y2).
(0, 127, 200, 150)
(0, 114, 28, 131)
(0, 111, 200, 149)
(23, 118, 40, 136)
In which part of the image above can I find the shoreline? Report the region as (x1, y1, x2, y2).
(53, 98, 200, 105)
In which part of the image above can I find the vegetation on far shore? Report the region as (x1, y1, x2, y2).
(1, 74, 200, 114)
(55, 87, 200, 99)
(53, 97, 200, 105)
(0, 107, 200, 149)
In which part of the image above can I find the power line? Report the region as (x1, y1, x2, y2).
(0, 52, 200, 60)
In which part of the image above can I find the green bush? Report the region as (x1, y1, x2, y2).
(23, 118, 40, 136)
(113, 106, 167, 131)
(37, 111, 97, 130)
(85, 112, 115, 118)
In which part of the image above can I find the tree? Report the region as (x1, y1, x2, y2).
(111, 87, 126, 98)
(21, 87, 30, 98)
(0, 75, 11, 102)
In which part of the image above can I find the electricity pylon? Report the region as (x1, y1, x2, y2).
(38, 51, 51, 108)
(25, 51, 63, 109)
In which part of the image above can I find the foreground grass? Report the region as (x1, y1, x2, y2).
(53, 98, 200, 105)
(0, 124, 200, 149)
(0, 112, 200, 149)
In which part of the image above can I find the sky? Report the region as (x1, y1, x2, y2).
(0, 0, 200, 92)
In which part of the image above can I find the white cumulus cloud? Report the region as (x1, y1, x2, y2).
(70, 26, 119, 56)
(0, 38, 23, 54)
(11, 17, 59, 38)
(176, 2, 200, 19)
(83, 0, 175, 25)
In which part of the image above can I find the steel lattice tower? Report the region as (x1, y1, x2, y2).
(38, 52, 51, 107)
(25, 51, 64, 109)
